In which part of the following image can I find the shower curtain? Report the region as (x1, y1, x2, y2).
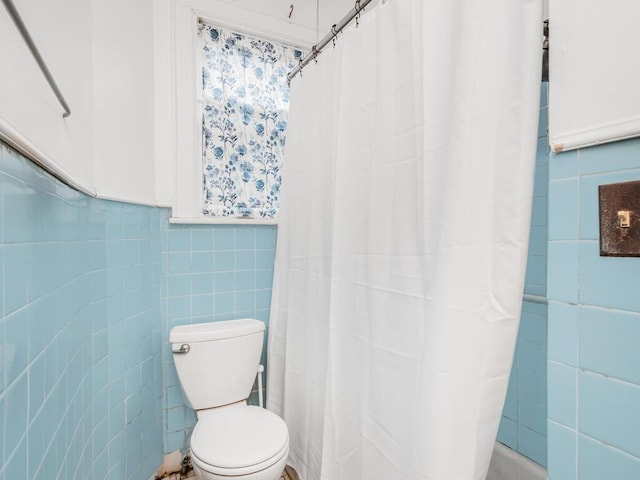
(267, 1, 542, 479)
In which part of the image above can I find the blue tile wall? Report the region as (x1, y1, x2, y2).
(496, 83, 548, 467)
(0, 144, 164, 480)
(548, 135, 640, 480)
(161, 224, 276, 454)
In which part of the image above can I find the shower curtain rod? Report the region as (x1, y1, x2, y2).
(522, 293, 548, 305)
(288, 0, 375, 83)
(2, 0, 71, 118)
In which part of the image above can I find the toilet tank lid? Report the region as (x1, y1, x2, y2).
(170, 319, 264, 344)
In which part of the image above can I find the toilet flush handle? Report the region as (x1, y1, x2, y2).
(172, 343, 190, 354)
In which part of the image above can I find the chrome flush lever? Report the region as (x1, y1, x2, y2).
(172, 344, 190, 354)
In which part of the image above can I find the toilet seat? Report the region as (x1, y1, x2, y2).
(190, 406, 289, 476)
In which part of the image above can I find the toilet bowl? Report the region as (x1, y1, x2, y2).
(190, 405, 289, 480)
(170, 319, 289, 480)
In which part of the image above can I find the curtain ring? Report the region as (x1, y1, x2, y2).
(355, 0, 361, 28)
(331, 24, 338, 48)
(312, 45, 319, 63)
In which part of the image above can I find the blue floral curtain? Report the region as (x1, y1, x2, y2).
(200, 23, 302, 218)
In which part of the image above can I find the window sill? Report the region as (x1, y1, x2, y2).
(169, 216, 278, 226)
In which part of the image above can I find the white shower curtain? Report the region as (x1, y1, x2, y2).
(267, 1, 542, 479)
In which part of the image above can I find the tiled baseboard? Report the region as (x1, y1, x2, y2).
(487, 443, 547, 480)
(156, 456, 300, 480)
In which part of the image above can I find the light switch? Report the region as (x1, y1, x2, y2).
(618, 210, 631, 228)
(599, 180, 640, 257)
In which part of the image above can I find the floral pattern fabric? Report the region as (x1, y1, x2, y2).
(200, 23, 301, 218)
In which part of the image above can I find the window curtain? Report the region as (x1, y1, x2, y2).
(200, 24, 301, 218)
(267, 0, 542, 479)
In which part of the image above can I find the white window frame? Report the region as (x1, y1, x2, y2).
(163, 0, 315, 225)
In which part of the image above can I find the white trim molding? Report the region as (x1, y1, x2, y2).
(170, 216, 277, 226)
(0, 115, 97, 197)
(550, 116, 640, 153)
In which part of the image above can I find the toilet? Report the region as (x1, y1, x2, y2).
(170, 319, 289, 480)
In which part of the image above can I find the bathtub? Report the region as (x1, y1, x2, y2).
(487, 442, 547, 480)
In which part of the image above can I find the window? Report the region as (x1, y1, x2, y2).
(200, 23, 301, 219)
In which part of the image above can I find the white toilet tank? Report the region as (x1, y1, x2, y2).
(170, 319, 265, 410)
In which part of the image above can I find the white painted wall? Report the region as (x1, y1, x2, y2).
(549, 0, 640, 152)
(153, 0, 175, 208)
(0, 0, 158, 204)
(155, 0, 353, 218)
(92, 0, 157, 205)
(1, 0, 390, 210)
(0, 0, 94, 192)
